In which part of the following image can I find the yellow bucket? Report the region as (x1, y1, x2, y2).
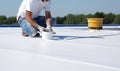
(87, 18, 103, 30)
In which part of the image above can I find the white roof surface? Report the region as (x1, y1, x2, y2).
(0, 26, 120, 71)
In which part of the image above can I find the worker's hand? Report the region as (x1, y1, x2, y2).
(38, 26, 45, 32)
(45, 28, 56, 34)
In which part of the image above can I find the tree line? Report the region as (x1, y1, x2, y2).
(0, 12, 120, 26)
(56, 12, 120, 24)
(0, 16, 17, 26)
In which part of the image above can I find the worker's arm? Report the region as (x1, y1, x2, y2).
(45, 11, 51, 26)
(25, 10, 39, 29)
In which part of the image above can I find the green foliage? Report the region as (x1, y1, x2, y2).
(56, 16, 66, 24)
(55, 12, 120, 24)
(0, 15, 7, 20)
(63, 14, 87, 24)
(0, 15, 17, 26)
(78, 14, 87, 24)
(0, 15, 7, 25)
(94, 12, 105, 18)
(0, 12, 120, 26)
(64, 14, 75, 24)
(104, 13, 115, 24)
(113, 14, 120, 24)
(86, 14, 94, 18)
(7, 16, 16, 24)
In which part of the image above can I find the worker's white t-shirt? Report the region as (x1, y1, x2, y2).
(17, 0, 51, 20)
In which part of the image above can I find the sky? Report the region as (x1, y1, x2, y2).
(0, 0, 120, 17)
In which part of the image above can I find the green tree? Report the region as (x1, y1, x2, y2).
(0, 15, 7, 24)
(104, 13, 115, 24)
(74, 15, 80, 24)
(0, 15, 7, 20)
(94, 12, 105, 18)
(113, 14, 120, 24)
(56, 16, 66, 24)
(7, 16, 17, 24)
(86, 14, 94, 18)
(78, 14, 87, 24)
(64, 14, 75, 24)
